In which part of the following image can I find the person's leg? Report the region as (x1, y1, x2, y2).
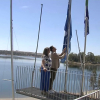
(51, 68, 57, 90)
(49, 68, 57, 90)
(40, 67, 44, 91)
(44, 70, 50, 92)
(49, 68, 53, 90)
(52, 68, 57, 81)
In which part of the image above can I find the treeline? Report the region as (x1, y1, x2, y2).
(69, 52, 100, 64)
(0, 50, 42, 57)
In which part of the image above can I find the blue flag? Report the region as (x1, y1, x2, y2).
(61, 1, 72, 63)
(84, 0, 89, 35)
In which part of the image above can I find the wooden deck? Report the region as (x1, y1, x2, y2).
(16, 87, 79, 100)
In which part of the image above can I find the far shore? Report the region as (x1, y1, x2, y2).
(0, 55, 100, 66)
(68, 61, 100, 66)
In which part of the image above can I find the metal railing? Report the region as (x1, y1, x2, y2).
(74, 90, 100, 100)
(15, 66, 100, 100)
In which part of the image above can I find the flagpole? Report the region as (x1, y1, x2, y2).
(81, 17, 88, 96)
(64, 0, 72, 92)
(33, 4, 43, 69)
(31, 4, 43, 88)
(10, 0, 15, 100)
(75, 30, 82, 68)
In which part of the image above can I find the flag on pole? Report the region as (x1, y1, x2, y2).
(84, 0, 89, 35)
(61, 1, 72, 63)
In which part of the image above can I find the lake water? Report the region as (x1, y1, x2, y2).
(0, 56, 100, 98)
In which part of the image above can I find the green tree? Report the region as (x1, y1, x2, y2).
(87, 52, 95, 63)
(69, 53, 78, 62)
(77, 52, 84, 62)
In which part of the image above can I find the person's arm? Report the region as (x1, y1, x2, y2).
(59, 47, 66, 56)
(41, 59, 47, 71)
(59, 52, 63, 56)
(53, 53, 66, 59)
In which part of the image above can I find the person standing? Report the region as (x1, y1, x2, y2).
(49, 46, 66, 90)
(40, 47, 52, 94)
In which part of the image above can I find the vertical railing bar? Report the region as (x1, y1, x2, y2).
(21, 66, 23, 89)
(26, 66, 28, 92)
(26, 67, 28, 88)
(17, 66, 19, 89)
(27, 66, 30, 92)
(20, 66, 21, 89)
(66, 70, 68, 100)
(35, 68, 37, 88)
(24, 67, 26, 90)
(29, 66, 31, 87)
(19, 66, 20, 89)
(69, 70, 70, 93)
(31, 67, 33, 88)
(27, 67, 28, 88)
(75, 71, 77, 97)
(36, 68, 37, 88)
(78, 72, 80, 98)
(22, 67, 24, 88)
(34, 68, 35, 87)
(71, 71, 73, 94)
(16, 66, 18, 90)
(79, 72, 82, 97)
(23, 66, 25, 92)
(18, 66, 20, 89)
(72, 71, 74, 100)
(87, 75, 89, 95)
(58, 71, 60, 99)
(28, 66, 29, 93)
(54, 70, 57, 100)
(76, 71, 78, 97)
(52, 70, 55, 99)
(31, 66, 33, 88)
(60, 69, 61, 91)
(83, 72, 85, 95)
(23, 67, 25, 89)
(73, 71, 75, 96)
(85, 74, 86, 95)
(79, 71, 81, 97)
(37, 68, 39, 88)
(79, 72, 81, 97)
(70, 70, 72, 94)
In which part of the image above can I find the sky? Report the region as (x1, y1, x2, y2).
(0, 0, 100, 55)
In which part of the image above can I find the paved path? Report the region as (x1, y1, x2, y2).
(0, 98, 41, 100)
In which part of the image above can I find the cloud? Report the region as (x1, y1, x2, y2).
(21, 6, 29, 9)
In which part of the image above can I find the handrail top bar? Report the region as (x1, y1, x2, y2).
(74, 90, 100, 100)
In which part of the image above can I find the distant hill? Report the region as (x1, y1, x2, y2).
(0, 50, 42, 57)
